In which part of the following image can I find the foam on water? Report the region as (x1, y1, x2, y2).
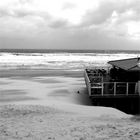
(0, 52, 138, 70)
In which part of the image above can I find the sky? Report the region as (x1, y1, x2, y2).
(0, 0, 140, 50)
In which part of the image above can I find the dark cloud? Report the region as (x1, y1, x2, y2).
(0, 8, 10, 17)
(82, 1, 115, 25)
(0, 7, 51, 21)
(81, 0, 140, 26)
(0, 8, 34, 17)
(0, 8, 67, 29)
(15, 9, 35, 17)
(1, 26, 139, 50)
(49, 19, 68, 29)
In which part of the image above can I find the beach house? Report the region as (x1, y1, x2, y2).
(84, 57, 140, 114)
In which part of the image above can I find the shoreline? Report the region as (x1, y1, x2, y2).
(0, 69, 84, 78)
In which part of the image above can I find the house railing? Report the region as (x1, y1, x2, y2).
(84, 70, 91, 96)
(90, 82, 138, 96)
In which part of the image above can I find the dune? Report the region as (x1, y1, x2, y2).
(0, 105, 139, 140)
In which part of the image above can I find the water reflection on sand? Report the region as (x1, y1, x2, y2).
(0, 75, 92, 106)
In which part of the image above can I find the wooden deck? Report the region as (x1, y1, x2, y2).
(84, 69, 140, 114)
(84, 69, 140, 98)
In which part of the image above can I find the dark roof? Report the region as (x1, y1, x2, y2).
(108, 57, 140, 71)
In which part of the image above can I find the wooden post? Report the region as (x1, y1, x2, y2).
(89, 82, 91, 96)
(126, 82, 129, 95)
(114, 82, 116, 96)
(138, 81, 140, 96)
(102, 83, 104, 96)
(84, 70, 91, 96)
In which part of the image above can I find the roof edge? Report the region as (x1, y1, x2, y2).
(108, 57, 140, 64)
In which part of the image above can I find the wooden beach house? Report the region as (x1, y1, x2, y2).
(84, 57, 140, 114)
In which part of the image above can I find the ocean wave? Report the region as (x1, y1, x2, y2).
(0, 52, 138, 70)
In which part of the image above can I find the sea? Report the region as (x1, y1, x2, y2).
(0, 49, 140, 70)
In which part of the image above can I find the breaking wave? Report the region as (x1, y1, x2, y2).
(0, 52, 138, 70)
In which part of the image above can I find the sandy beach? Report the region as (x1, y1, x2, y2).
(0, 69, 140, 140)
(0, 0, 140, 138)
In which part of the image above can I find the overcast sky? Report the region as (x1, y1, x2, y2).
(0, 0, 140, 50)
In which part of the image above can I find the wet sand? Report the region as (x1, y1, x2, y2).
(0, 70, 91, 106)
(0, 69, 140, 140)
(0, 69, 83, 78)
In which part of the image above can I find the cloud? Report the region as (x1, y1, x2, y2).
(0, 8, 35, 18)
(1, 26, 139, 50)
(81, 0, 139, 26)
(62, 2, 76, 10)
(81, 1, 115, 25)
(0, 0, 140, 50)
(48, 19, 68, 29)
(18, 0, 33, 4)
(0, 8, 11, 17)
(79, 0, 140, 41)
(0, 0, 34, 18)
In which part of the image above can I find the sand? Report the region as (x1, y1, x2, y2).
(0, 70, 140, 140)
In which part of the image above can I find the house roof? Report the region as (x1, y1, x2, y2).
(108, 57, 140, 71)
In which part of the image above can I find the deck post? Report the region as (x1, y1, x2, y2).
(84, 69, 92, 96)
(114, 82, 116, 96)
(138, 81, 140, 96)
(101, 83, 104, 96)
(126, 82, 129, 95)
(89, 82, 91, 96)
